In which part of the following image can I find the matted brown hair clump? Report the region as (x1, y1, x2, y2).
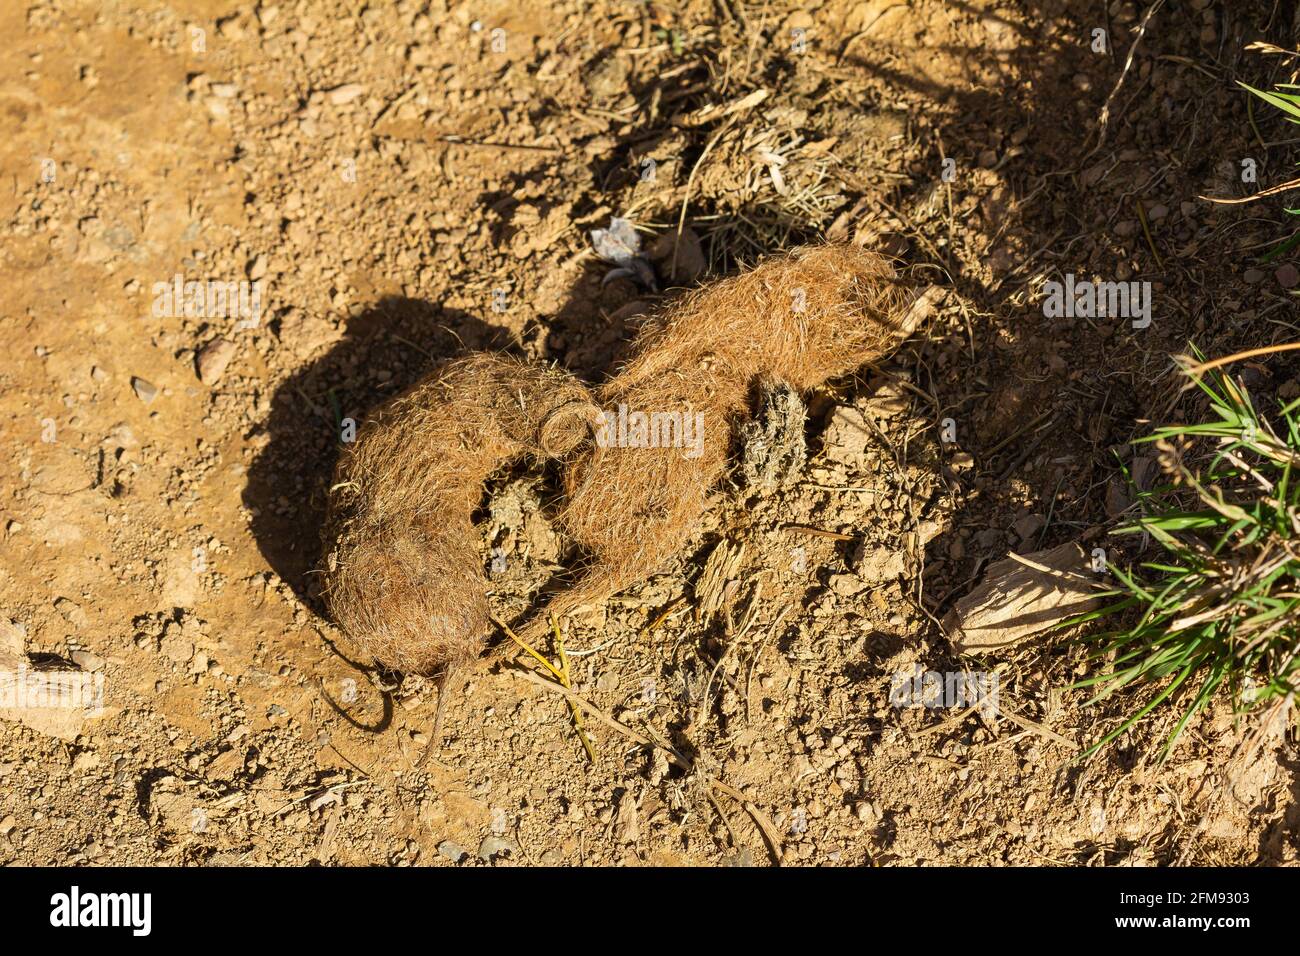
(519, 243, 926, 638)
(321, 353, 598, 675)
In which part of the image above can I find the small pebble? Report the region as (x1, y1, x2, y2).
(478, 835, 517, 861)
(159, 631, 194, 663)
(1011, 513, 1044, 543)
(438, 840, 467, 863)
(196, 337, 237, 385)
(70, 649, 103, 671)
(327, 83, 366, 105)
(131, 377, 158, 403)
(828, 573, 865, 596)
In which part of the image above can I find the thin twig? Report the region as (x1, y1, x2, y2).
(552, 613, 597, 763)
(1181, 342, 1300, 377)
(1199, 175, 1300, 205)
(1091, 0, 1166, 155)
(509, 666, 784, 864)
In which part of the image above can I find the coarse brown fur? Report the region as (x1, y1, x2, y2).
(515, 243, 928, 642)
(321, 353, 598, 674)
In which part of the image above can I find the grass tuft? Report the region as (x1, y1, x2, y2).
(1069, 348, 1300, 759)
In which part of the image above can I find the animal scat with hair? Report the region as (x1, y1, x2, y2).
(321, 352, 599, 675)
(514, 243, 932, 642)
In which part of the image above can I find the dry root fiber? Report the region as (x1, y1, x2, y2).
(522, 243, 929, 638)
(321, 353, 598, 674)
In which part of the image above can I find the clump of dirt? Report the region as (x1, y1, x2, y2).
(737, 379, 807, 494)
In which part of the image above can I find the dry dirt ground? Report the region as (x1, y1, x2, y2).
(1, 0, 1299, 867)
